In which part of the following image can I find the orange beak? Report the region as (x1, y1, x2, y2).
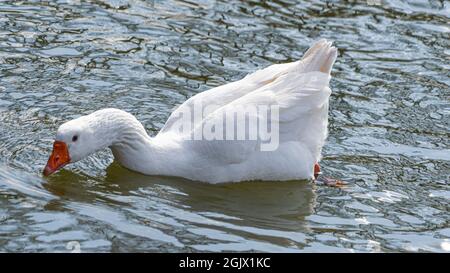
(43, 141, 71, 176)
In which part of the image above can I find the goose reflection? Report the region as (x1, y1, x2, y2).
(44, 163, 317, 228)
(43, 162, 317, 250)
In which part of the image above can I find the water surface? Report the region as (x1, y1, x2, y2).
(0, 0, 449, 252)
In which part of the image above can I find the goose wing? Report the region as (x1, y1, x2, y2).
(187, 40, 338, 165)
(159, 40, 333, 136)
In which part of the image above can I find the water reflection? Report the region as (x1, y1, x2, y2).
(41, 162, 316, 251)
(0, 0, 449, 252)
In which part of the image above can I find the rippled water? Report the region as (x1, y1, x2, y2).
(0, 0, 449, 252)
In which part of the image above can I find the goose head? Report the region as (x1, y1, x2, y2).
(43, 118, 97, 176)
(43, 108, 148, 176)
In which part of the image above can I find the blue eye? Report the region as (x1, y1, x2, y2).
(72, 135, 78, 142)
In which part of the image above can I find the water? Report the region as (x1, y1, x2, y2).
(0, 0, 449, 252)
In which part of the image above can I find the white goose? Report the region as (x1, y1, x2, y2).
(44, 39, 337, 183)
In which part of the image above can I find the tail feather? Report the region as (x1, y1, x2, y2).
(243, 39, 337, 87)
(301, 39, 338, 74)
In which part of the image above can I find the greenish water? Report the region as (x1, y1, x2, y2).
(0, 0, 449, 252)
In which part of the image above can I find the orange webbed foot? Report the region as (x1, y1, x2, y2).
(313, 163, 346, 188)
